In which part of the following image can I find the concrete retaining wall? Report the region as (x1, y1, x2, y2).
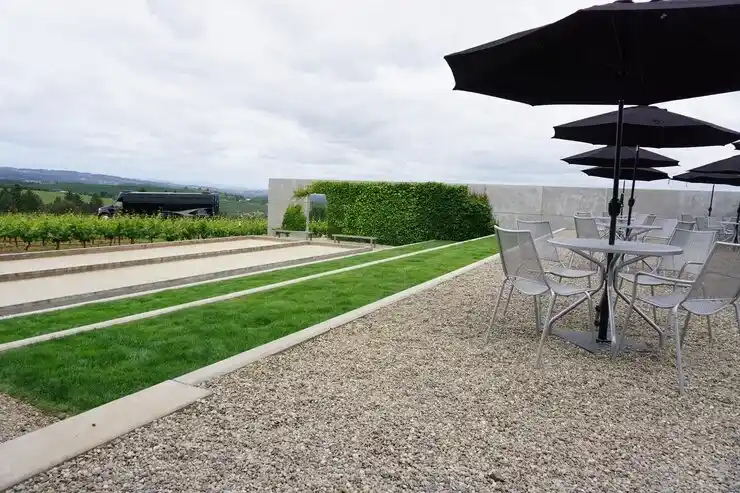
(268, 178, 740, 231)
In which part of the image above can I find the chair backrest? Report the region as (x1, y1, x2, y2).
(575, 211, 592, 217)
(634, 213, 648, 225)
(516, 220, 559, 263)
(574, 216, 601, 239)
(680, 214, 694, 222)
(677, 220, 695, 231)
(659, 229, 716, 276)
(646, 218, 678, 239)
(643, 214, 657, 225)
(684, 241, 740, 306)
(695, 216, 710, 231)
(494, 226, 546, 284)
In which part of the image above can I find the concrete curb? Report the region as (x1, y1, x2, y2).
(0, 240, 306, 282)
(0, 237, 498, 490)
(0, 381, 211, 491)
(0, 239, 434, 321)
(0, 235, 279, 261)
(0, 247, 369, 317)
(0, 236, 493, 350)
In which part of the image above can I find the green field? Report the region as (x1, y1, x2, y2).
(0, 237, 497, 414)
(32, 189, 115, 205)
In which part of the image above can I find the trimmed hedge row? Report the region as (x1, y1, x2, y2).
(295, 181, 495, 245)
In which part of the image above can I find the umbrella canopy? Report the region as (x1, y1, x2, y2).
(563, 146, 679, 168)
(689, 154, 740, 174)
(734, 142, 740, 151)
(672, 171, 740, 186)
(444, 1, 740, 106)
(583, 166, 668, 182)
(554, 106, 740, 147)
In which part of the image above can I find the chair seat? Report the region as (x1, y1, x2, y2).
(638, 290, 687, 309)
(683, 299, 734, 316)
(548, 266, 597, 279)
(549, 280, 594, 297)
(512, 278, 548, 296)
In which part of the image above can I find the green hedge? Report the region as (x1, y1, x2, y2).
(281, 204, 306, 231)
(297, 181, 495, 245)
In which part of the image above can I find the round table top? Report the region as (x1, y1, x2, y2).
(615, 224, 661, 232)
(548, 238, 683, 256)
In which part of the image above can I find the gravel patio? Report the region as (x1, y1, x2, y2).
(9, 240, 740, 492)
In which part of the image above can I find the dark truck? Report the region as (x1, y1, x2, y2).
(97, 191, 220, 218)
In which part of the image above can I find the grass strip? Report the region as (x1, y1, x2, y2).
(0, 240, 448, 344)
(0, 237, 497, 415)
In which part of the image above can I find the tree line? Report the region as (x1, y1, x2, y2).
(0, 185, 104, 214)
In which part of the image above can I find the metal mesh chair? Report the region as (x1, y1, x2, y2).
(516, 220, 598, 282)
(571, 216, 605, 267)
(644, 218, 678, 243)
(575, 211, 592, 217)
(618, 241, 740, 393)
(680, 214, 694, 222)
(643, 214, 657, 226)
(633, 213, 648, 225)
(677, 220, 696, 231)
(488, 228, 601, 358)
(618, 229, 716, 323)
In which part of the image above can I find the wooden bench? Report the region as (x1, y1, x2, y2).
(332, 234, 377, 249)
(273, 229, 313, 240)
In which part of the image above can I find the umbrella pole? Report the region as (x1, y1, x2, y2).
(708, 184, 715, 217)
(735, 201, 740, 243)
(597, 99, 625, 344)
(626, 146, 640, 226)
(620, 179, 626, 215)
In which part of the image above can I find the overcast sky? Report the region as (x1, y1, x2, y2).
(1, 0, 739, 191)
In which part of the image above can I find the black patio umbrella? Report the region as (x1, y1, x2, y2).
(582, 166, 668, 182)
(564, 145, 679, 215)
(562, 146, 679, 168)
(554, 106, 739, 225)
(554, 105, 740, 147)
(689, 153, 740, 175)
(671, 171, 740, 217)
(734, 142, 740, 151)
(444, 0, 740, 345)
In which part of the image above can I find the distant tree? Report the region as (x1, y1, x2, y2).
(17, 189, 44, 212)
(88, 194, 104, 213)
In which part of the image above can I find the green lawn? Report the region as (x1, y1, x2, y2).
(0, 240, 450, 344)
(0, 237, 497, 415)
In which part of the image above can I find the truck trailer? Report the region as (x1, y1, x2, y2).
(97, 191, 220, 217)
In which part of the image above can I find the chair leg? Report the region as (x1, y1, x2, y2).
(535, 292, 556, 369)
(705, 316, 713, 345)
(533, 295, 541, 332)
(501, 284, 514, 319)
(485, 282, 507, 345)
(735, 302, 740, 335)
(674, 307, 686, 395)
(680, 312, 691, 348)
(650, 285, 658, 323)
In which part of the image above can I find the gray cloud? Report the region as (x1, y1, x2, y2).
(0, 0, 739, 190)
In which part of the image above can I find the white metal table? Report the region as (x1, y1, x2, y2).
(548, 238, 683, 353)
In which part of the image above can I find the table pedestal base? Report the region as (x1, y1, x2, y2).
(554, 330, 654, 354)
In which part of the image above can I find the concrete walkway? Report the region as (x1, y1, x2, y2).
(0, 238, 281, 275)
(0, 244, 348, 310)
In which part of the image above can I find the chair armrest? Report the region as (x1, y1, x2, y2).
(676, 261, 704, 279)
(635, 271, 693, 286)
